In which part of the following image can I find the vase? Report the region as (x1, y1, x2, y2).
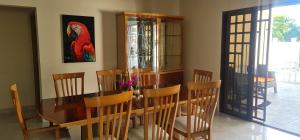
(133, 89, 140, 95)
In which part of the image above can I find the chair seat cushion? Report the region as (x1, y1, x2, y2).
(174, 115, 209, 133)
(128, 124, 170, 139)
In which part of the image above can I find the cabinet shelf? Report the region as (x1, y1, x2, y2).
(164, 34, 182, 36)
(160, 54, 182, 56)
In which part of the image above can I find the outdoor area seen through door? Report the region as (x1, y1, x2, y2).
(264, 4, 300, 136)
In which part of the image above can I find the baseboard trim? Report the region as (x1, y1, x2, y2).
(0, 105, 35, 114)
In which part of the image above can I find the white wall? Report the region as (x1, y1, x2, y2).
(0, 7, 35, 109)
(0, 0, 278, 103)
(0, 0, 180, 100)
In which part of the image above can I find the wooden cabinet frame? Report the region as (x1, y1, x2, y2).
(117, 11, 184, 72)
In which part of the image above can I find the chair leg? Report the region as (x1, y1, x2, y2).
(207, 130, 211, 140)
(206, 134, 210, 140)
(139, 116, 143, 125)
(132, 117, 136, 128)
(273, 80, 277, 93)
(55, 128, 60, 140)
(274, 83, 277, 93)
(23, 134, 29, 140)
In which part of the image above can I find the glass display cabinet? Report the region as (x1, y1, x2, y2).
(117, 12, 183, 72)
(159, 19, 183, 71)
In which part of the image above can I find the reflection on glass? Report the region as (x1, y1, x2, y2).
(237, 23, 243, 32)
(237, 15, 244, 22)
(159, 20, 182, 71)
(231, 16, 236, 23)
(127, 17, 157, 69)
(244, 33, 250, 42)
(237, 34, 243, 42)
(230, 24, 236, 33)
(230, 44, 235, 53)
(245, 23, 251, 32)
(236, 44, 242, 53)
(230, 34, 235, 43)
(245, 14, 251, 21)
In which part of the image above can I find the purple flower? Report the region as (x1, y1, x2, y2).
(126, 80, 133, 87)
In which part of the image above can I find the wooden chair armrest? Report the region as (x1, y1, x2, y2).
(29, 125, 59, 134)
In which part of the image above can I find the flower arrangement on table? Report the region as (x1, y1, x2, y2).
(119, 75, 143, 102)
(119, 75, 139, 91)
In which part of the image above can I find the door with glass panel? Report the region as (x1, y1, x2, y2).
(221, 6, 271, 121)
(221, 7, 258, 120)
(127, 17, 158, 69)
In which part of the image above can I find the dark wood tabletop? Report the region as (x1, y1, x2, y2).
(38, 88, 188, 128)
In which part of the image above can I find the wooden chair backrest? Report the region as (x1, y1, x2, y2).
(193, 69, 213, 83)
(138, 72, 158, 89)
(53, 72, 85, 97)
(127, 67, 152, 74)
(96, 69, 124, 92)
(187, 81, 221, 134)
(127, 68, 157, 89)
(143, 85, 181, 140)
(84, 91, 133, 140)
(9, 84, 27, 134)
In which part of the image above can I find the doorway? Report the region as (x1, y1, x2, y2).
(0, 6, 40, 110)
(220, 7, 258, 120)
(220, 5, 272, 120)
(264, 4, 300, 136)
(221, 3, 300, 137)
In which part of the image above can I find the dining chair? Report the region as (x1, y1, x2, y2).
(256, 64, 277, 93)
(128, 68, 158, 126)
(53, 72, 85, 97)
(9, 84, 61, 140)
(193, 69, 213, 83)
(128, 67, 152, 74)
(128, 85, 181, 140)
(84, 91, 133, 140)
(179, 69, 213, 117)
(138, 71, 159, 89)
(127, 68, 157, 88)
(96, 69, 124, 93)
(174, 81, 221, 140)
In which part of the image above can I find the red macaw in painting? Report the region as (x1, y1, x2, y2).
(67, 21, 95, 62)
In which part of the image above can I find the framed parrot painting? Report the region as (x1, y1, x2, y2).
(62, 15, 96, 63)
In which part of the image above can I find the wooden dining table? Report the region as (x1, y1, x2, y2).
(38, 87, 189, 138)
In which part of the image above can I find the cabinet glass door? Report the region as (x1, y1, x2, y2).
(127, 17, 157, 70)
(159, 19, 182, 71)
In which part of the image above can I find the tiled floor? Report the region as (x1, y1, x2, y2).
(266, 82, 300, 135)
(1, 109, 299, 140)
